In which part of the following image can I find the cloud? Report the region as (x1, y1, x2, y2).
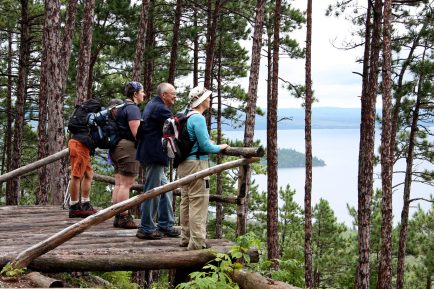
(239, 0, 365, 109)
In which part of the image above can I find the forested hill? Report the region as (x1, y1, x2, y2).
(226, 107, 382, 130)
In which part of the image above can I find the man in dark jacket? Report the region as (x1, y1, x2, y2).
(136, 82, 180, 239)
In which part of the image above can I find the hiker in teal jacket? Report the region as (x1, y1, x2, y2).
(177, 86, 229, 250)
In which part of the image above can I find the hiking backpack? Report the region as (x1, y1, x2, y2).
(67, 99, 125, 150)
(162, 110, 199, 168)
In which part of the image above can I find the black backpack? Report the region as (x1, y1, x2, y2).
(162, 110, 201, 168)
(68, 99, 125, 150)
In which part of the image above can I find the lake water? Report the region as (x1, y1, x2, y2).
(224, 129, 433, 227)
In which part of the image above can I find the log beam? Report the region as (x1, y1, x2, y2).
(1, 248, 258, 272)
(0, 149, 69, 183)
(222, 146, 265, 158)
(92, 173, 238, 204)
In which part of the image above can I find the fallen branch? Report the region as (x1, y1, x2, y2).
(9, 157, 260, 270)
(26, 271, 64, 288)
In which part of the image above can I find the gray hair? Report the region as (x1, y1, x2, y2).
(156, 83, 174, 96)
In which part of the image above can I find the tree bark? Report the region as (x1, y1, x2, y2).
(42, 0, 67, 206)
(167, 0, 182, 84)
(377, 0, 393, 288)
(132, 0, 151, 82)
(9, 0, 31, 205)
(2, 248, 257, 273)
(27, 272, 63, 288)
(357, 1, 381, 288)
(193, 7, 199, 87)
(304, 0, 313, 287)
(203, 0, 221, 89)
(9, 157, 260, 270)
(216, 47, 223, 239)
(38, 0, 63, 205)
(240, 0, 266, 237)
(143, 5, 155, 100)
(3, 31, 14, 198)
(75, 0, 95, 105)
(267, 0, 281, 270)
(59, 0, 78, 90)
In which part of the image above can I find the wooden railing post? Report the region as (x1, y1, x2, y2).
(236, 164, 249, 236)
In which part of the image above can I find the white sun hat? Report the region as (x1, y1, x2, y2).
(188, 85, 212, 108)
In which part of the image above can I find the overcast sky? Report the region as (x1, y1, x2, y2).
(240, 0, 366, 109)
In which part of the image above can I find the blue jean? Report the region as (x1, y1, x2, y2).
(139, 163, 174, 233)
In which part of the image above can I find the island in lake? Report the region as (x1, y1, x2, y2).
(261, 148, 326, 168)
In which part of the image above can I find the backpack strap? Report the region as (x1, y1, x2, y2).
(184, 110, 208, 159)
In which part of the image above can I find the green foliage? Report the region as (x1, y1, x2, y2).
(95, 271, 138, 289)
(0, 263, 26, 278)
(176, 233, 262, 289)
(404, 203, 434, 289)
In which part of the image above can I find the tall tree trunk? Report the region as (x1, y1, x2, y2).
(132, 0, 150, 82)
(396, 46, 427, 289)
(167, 0, 182, 84)
(86, 46, 103, 99)
(267, 0, 280, 270)
(204, 0, 221, 130)
(37, 0, 54, 205)
(3, 31, 14, 197)
(390, 24, 428, 288)
(304, 0, 313, 287)
(44, 0, 67, 206)
(59, 0, 78, 90)
(377, 0, 393, 288)
(9, 0, 31, 205)
(143, 5, 155, 100)
(203, 0, 220, 89)
(357, 0, 382, 288)
(38, 0, 75, 205)
(215, 44, 223, 239)
(75, 0, 95, 105)
(193, 7, 199, 87)
(239, 0, 265, 237)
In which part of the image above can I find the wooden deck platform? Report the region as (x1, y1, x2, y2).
(0, 206, 249, 273)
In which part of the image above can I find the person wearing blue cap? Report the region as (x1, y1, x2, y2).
(135, 82, 181, 239)
(109, 81, 144, 229)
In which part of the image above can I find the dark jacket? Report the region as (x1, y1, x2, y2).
(136, 96, 172, 166)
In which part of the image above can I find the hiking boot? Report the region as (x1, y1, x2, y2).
(159, 226, 181, 238)
(136, 228, 163, 240)
(116, 213, 137, 229)
(69, 203, 82, 218)
(80, 202, 97, 218)
(113, 214, 120, 227)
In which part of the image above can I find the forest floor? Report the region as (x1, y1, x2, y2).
(0, 274, 37, 288)
(0, 272, 105, 288)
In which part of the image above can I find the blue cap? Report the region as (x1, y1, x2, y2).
(125, 81, 144, 95)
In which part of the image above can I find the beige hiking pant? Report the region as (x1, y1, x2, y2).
(177, 160, 210, 250)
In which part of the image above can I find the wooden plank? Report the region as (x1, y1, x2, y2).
(9, 157, 259, 270)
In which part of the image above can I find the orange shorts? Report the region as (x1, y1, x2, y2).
(68, 139, 92, 178)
